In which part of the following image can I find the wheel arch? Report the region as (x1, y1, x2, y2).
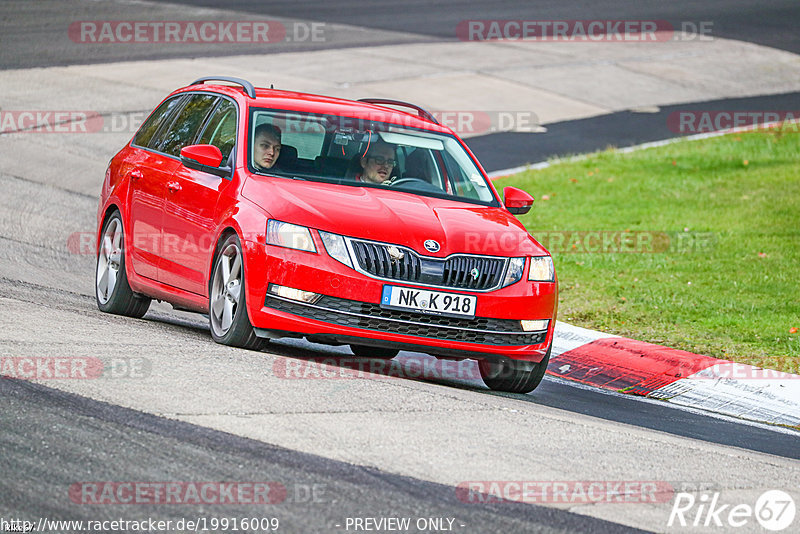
(208, 196, 270, 289)
(96, 202, 123, 255)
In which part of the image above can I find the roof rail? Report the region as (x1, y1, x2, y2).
(190, 76, 256, 98)
(357, 98, 440, 125)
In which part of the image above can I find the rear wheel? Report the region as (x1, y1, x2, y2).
(95, 211, 151, 318)
(479, 344, 551, 394)
(209, 233, 261, 350)
(349, 345, 399, 359)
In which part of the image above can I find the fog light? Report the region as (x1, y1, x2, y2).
(521, 319, 549, 332)
(268, 284, 321, 304)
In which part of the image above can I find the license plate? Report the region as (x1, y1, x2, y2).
(381, 285, 477, 319)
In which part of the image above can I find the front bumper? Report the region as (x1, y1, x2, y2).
(243, 239, 557, 363)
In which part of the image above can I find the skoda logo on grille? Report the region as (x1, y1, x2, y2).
(470, 267, 480, 280)
(423, 239, 440, 253)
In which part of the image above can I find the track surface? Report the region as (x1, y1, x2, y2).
(2, 2, 800, 533)
(2, 377, 641, 533)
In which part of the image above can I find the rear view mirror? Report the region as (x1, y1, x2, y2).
(503, 186, 534, 215)
(180, 144, 230, 178)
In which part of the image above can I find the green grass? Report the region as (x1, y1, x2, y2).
(497, 129, 800, 372)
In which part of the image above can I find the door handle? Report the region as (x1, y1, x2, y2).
(130, 169, 144, 181)
(167, 181, 182, 193)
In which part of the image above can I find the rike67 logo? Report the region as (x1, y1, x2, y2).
(669, 490, 796, 531)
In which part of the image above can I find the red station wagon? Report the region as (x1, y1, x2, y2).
(95, 76, 557, 393)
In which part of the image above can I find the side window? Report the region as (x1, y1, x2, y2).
(197, 99, 237, 166)
(157, 94, 219, 157)
(282, 121, 325, 159)
(132, 96, 184, 149)
(441, 150, 471, 198)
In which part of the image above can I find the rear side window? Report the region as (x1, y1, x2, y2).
(132, 96, 183, 148)
(157, 94, 219, 157)
(197, 98, 237, 166)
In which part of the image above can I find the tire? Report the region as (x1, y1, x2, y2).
(350, 344, 399, 359)
(479, 343, 551, 394)
(95, 211, 151, 318)
(209, 233, 261, 350)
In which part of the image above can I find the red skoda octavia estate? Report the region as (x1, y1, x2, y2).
(95, 76, 557, 393)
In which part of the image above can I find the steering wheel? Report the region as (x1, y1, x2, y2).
(389, 177, 430, 187)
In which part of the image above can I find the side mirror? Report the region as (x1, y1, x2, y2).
(503, 186, 534, 215)
(180, 144, 230, 178)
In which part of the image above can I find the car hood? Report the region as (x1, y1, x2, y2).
(242, 176, 548, 257)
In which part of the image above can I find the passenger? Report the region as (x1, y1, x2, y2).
(355, 141, 396, 184)
(252, 124, 282, 171)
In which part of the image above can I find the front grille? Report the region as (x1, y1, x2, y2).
(265, 294, 546, 346)
(349, 239, 506, 291)
(351, 240, 422, 281)
(442, 255, 504, 290)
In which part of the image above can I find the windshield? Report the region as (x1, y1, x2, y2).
(248, 108, 498, 205)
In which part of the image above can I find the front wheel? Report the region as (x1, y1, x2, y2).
(479, 344, 551, 394)
(209, 233, 261, 350)
(95, 211, 151, 318)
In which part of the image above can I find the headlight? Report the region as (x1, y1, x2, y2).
(266, 220, 316, 252)
(528, 256, 554, 282)
(319, 231, 353, 269)
(501, 257, 525, 288)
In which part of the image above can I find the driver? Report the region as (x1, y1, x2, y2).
(356, 141, 396, 184)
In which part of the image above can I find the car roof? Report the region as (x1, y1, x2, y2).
(178, 81, 453, 135)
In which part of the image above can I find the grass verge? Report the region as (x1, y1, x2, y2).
(497, 129, 800, 372)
